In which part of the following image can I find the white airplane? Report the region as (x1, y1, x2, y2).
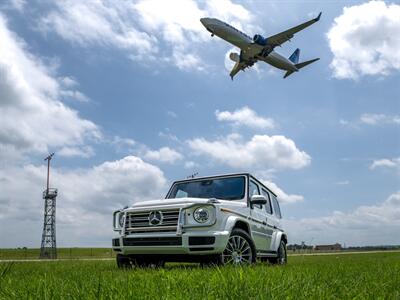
(200, 13, 321, 79)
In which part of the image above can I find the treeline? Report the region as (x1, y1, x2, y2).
(287, 244, 400, 251)
(347, 245, 400, 251)
(287, 244, 313, 250)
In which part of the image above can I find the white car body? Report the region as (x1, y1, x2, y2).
(112, 173, 287, 264)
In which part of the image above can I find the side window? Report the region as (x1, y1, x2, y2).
(261, 189, 273, 215)
(249, 180, 260, 196)
(271, 195, 282, 219)
(249, 180, 261, 209)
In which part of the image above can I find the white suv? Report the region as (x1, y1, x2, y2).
(112, 173, 287, 267)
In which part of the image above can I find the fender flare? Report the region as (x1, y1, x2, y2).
(224, 215, 252, 237)
(271, 231, 288, 252)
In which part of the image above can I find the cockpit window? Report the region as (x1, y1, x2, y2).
(167, 176, 245, 200)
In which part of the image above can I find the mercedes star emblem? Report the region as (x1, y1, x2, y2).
(148, 211, 163, 226)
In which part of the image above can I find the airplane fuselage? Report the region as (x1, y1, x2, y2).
(200, 18, 298, 72)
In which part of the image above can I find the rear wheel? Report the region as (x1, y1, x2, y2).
(269, 240, 287, 265)
(220, 228, 256, 265)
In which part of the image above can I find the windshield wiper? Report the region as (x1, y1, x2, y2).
(221, 196, 240, 200)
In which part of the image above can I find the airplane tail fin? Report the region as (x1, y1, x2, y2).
(283, 57, 320, 79)
(288, 48, 300, 64)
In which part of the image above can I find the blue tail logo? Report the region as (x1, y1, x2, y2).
(289, 48, 300, 64)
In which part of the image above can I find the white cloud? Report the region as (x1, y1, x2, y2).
(335, 180, 350, 185)
(167, 110, 178, 118)
(4, 0, 26, 12)
(360, 113, 400, 125)
(0, 156, 168, 247)
(59, 76, 78, 88)
(184, 161, 199, 169)
(111, 136, 136, 153)
(39, 0, 254, 71)
(216, 106, 275, 129)
(370, 157, 400, 170)
(143, 147, 183, 164)
(262, 180, 304, 204)
(60, 90, 90, 103)
(187, 133, 311, 170)
(285, 192, 400, 245)
(205, 0, 251, 24)
(0, 14, 100, 161)
(340, 113, 400, 128)
(158, 131, 180, 143)
(58, 146, 95, 158)
(40, 1, 157, 60)
(328, 1, 400, 79)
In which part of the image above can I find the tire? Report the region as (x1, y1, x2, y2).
(269, 240, 287, 265)
(199, 255, 221, 268)
(220, 228, 256, 265)
(116, 254, 132, 269)
(132, 257, 165, 268)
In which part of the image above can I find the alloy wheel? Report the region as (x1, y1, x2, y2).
(222, 235, 253, 265)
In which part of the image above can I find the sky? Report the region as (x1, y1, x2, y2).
(0, 0, 399, 248)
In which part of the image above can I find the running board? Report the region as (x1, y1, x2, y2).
(257, 250, 277, 257)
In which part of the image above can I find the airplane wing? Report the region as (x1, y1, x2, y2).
(229, 61, 253, 80)
(266, 12, 321, 47)
(229, 49, 259, 80)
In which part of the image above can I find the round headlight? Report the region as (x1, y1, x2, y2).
(118, 213, 125, 227)
(193, 207, 210, 223)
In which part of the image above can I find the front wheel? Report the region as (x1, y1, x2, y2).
(220, 228, 256, 265)
(132, 257, 165, 268)
(116, 254, 132, 269)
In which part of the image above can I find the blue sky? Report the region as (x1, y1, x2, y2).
(0, 0, 399, 247)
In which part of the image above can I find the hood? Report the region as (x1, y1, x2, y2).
(126, 197, 218, 211)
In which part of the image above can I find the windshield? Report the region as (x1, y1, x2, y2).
(167, 176, 245, 200)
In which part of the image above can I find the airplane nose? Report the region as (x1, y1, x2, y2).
(200, 18, 208, 26)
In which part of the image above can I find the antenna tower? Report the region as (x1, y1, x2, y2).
(39, 153, 58, 259)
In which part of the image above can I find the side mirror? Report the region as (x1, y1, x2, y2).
(250, 195, 267, 206)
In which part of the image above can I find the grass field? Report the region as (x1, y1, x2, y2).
(0, 252, 399, 299)
(0, 248, 115, 260)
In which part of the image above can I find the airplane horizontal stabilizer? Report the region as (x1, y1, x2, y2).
(283, 70, 294, 79)
(283, 58, 320, 79)
(295, 58, 320, 69)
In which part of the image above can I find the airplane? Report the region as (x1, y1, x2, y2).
(200, 13, 321, 79)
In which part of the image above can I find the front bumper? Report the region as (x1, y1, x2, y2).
(112, 230, 230, 255)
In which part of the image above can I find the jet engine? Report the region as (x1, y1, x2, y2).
(229, 52, 240, 63)
(253, 34, 267, 46)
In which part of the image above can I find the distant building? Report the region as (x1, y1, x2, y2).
(314, 243, 342, 251)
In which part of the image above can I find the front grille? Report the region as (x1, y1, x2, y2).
(125, 209, 180, 233)
(123, 237, 182, 246)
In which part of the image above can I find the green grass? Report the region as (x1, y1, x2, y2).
(0, 252, 399, 299)
(0, 248, 115, 260)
